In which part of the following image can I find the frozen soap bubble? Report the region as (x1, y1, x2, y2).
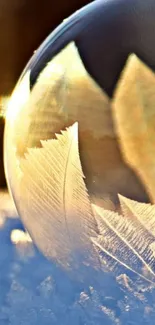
(4, 0, 155, 281)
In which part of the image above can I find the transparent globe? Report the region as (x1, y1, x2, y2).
(4, 0, 155, 285)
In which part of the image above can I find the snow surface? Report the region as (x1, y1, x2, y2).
(0, 192, 155, 325)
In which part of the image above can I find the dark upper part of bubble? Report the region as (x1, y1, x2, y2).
(29, 0, 155, 97)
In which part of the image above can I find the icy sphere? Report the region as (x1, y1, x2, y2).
(4, 0, 155, 271)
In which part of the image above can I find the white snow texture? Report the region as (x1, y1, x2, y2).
(0, 192, 155, 325)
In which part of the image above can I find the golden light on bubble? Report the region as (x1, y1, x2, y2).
(6, 71, 30, 124)
(112, 54, 155, 204)
(0, 96, 10, 118)
(5, 43, 150, 209)
(4, 42, 155, 282)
